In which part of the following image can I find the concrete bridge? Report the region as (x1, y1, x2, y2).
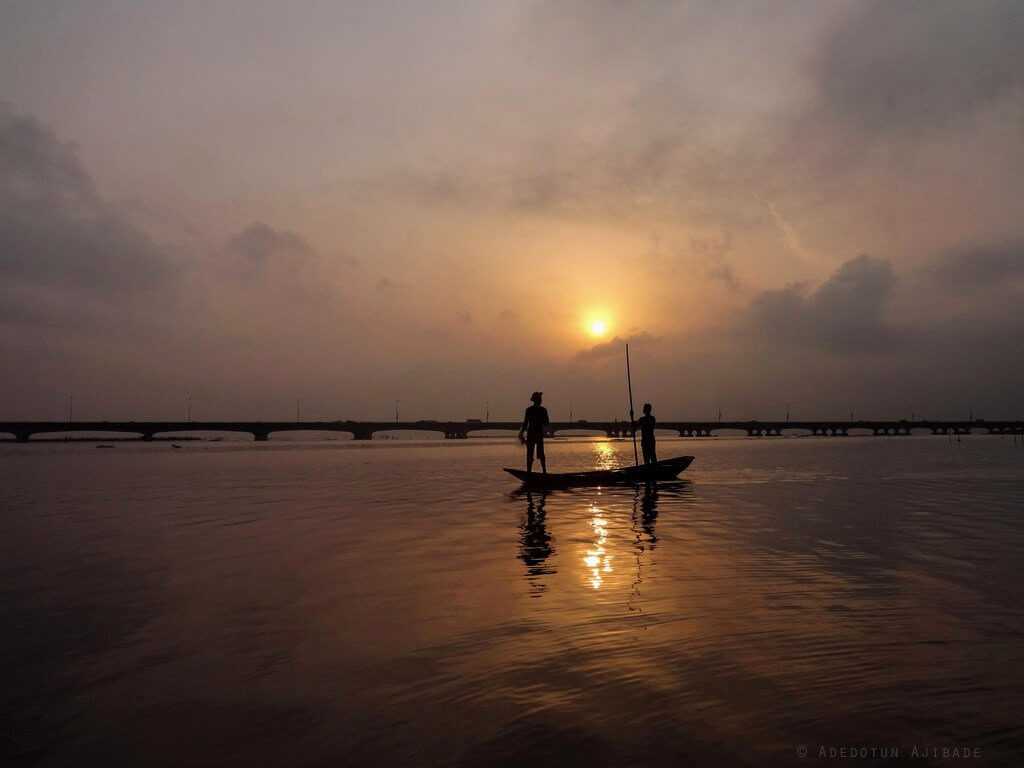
(1, 419, 1022, 442)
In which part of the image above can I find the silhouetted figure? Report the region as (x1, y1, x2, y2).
(518, 391, 549, 474)
(637, 402, 657, 464)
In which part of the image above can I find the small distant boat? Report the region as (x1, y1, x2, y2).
(503, 455, 694, 488)
(171, 444, 182, 449)
(96, 444, 115, 449)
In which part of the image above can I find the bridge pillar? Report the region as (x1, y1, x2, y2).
(351, 429, 373, 441)
(141, 433, 155, 442)
(15, 431, 31, 443)
(253, 431, 270, 442)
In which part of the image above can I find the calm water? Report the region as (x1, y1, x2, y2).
(2, 436, 1023, 767)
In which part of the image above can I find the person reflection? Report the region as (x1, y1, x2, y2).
(640, 483, 659, 548)
(519, 490, 554, 595)
(629, 484, 659, 613)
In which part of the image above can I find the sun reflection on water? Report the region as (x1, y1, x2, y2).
(592, 441, 617, 471)
(584, 501, 613, 589)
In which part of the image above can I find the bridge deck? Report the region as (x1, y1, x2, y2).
(1, 419, 1021, 441)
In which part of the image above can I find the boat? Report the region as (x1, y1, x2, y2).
(503, 455, 694, 488)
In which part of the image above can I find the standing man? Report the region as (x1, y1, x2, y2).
(637, 402, 657, 464)
(518, 391, 549, 474)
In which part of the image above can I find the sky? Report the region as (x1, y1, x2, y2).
(1, 0, 1023, 422)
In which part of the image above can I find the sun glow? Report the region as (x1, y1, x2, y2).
(588, 319, 609, 338)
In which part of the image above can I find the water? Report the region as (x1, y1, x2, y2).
(2, 436, 1023, 766)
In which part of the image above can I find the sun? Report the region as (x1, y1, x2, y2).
(588, 319, 608, 338)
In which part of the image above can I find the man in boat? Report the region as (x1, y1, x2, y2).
(518, 391, 549, 474)
(637, 402, 657, 464)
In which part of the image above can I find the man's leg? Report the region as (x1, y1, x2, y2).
(526, 440, 535, 473)
(537, 438, 546, 474)
(642, 441, 656, 464)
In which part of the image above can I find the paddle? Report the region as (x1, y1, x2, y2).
(626, 342, 639, 467)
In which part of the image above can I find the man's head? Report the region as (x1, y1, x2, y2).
(531, 392, 543, 405)
(643, 403, 652, 415)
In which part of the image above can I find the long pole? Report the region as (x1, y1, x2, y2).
(626, 343, 639, 466)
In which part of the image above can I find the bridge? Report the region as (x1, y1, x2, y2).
(1, 419, 1022, 442)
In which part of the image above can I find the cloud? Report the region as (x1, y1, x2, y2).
(0, 104, 177, 312)
(225, 222, 313, 274)
(689, 232, 741, 290)
(747, 255, 898, 354)
(924, 242, 1024, 292)
(577, 332, 657, 361)
(817, 0, 1024, 138)
(705, 262, 740, 290)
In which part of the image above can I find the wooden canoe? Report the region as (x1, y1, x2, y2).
(503, 455, 694, 488)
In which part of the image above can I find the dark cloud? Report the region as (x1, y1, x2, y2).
(747, 255, 898, 354)
(691, 232, 741, 290)
(226, 222, 313, 269)
(577, 332, 657, 361)
(219, 221, 320, 295)
(817, 0, 1024, 137)
(0, 104, 176, 305)
(705, 262, 740, 290)
(924, 243, 1024, 292)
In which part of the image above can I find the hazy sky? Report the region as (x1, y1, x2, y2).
(2, 0, 1023, 422)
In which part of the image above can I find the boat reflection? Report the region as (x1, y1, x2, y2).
(518, 490, 554, 596)
(512, 480, 693, 599)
